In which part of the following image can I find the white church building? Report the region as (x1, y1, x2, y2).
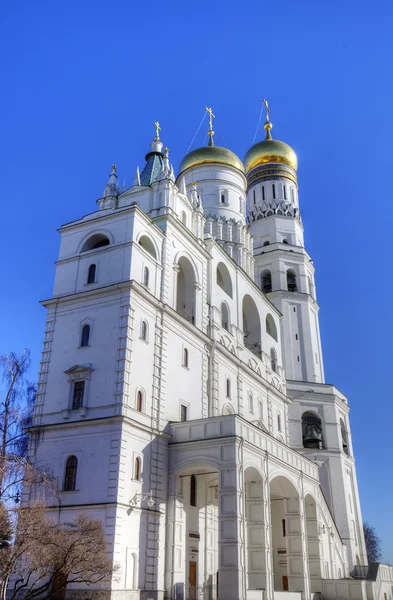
(26, 106, 393, 600)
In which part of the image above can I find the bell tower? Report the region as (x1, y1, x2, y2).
(244, 102, 367, 569)
(245, 103, 324, 383)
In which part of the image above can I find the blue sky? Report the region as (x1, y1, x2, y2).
(1, 0, 393, 561)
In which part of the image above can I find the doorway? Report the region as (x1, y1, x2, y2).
(189, 561, 197, 600)
(282, 575, 289, 591)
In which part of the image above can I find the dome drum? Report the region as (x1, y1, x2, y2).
(247, 163, 297, 189)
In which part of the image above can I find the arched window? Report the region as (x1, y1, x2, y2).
(143, 266, 149, 287)
(221, 302, 230, 331)
(87, 264, 96, 284)
(183, 348, 189, 368)
(287, 269, 298, 292)
(302, 412, 324, 449)
(176, 256, 197, 324)
(190, 475, 197, 507)
(141, 320, 148, 341)
(263, 240, 270, 246)
(270, 348, 277, 372)
(134, 457, 141, 481)
(340, 419, 350, 456)
(282, 238, 289, 244)
(242, 295, 261, 358)
(64, 456, 77, 491)
(261, 270, 272, 293)
(80, 324, 90, 347)
(136, 390, 143, 412)
(138, 235, 157, 259)
(81, 234, 110, 252)
(266, 314, 278, 341)
(248, 392, 254, 414)
(226, 378, 231, 398)
(216, 262, 233, 297)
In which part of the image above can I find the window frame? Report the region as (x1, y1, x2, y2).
(87, 264, 96, 284)
(80, 324, 90, 348)
(72, 380, 85, 411)
(180, 403, 188, 422)
(63, 455, 78, 492)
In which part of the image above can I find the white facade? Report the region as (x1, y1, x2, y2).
(24, 122, 386, 600)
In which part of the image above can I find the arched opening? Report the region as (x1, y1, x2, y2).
(242, 295, 261, 358)
(87, 264, 96, 284)
(141, 320, 148, 342)
(183, 348, 189, 368)
(138, 235, 157, 259)
(134, 457, 141, 481)
(81, 234, 110, 252)
(287, 269, 298, 292)
(80, 324, 90, 347)
(270, 476, 305, 593)
(340, 418, 350, 456)
(136, 390, 144, 412)
(302, 411, 323, 449)
(305, 494, 323, 590)
(216, 262, 233, 297)
(176, 256, 197, 324)
(270, 348, 277, 372)
(263, 240, 270, 246)
(244, 467, 266, 592)
(261, 270, 272, 293)
(64, 456, 77, 491)
(266, 314, 277, 341)
(282, 238, 289, 245)
(221, 302, 230, 331)
(143, 266, 149, 287)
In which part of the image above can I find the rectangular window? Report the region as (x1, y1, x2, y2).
(293, 307, 296, 312)
(181, 404, 188, 422)
(253, 189, 256, 204)
(72, 381, 85, 410)
(291, 187, 294, 202)
(295, 334, 298, 340)
(262, 186, 265, 201)
(297, 355, 300, 362)
(283, 185, 287, 200)
(272, 184, 276, 199)
(282, 519, 286, 537)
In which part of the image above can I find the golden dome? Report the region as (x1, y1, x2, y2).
(178, 144, 245, 177)
(244, 123, 298, 173)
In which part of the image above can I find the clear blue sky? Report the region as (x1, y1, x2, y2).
(1, 0, 392, 561)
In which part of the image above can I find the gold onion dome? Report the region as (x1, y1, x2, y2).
(244, 121, 298, 173)
(178, 144, 245, 176)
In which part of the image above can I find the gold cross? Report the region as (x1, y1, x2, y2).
(154, 121, 161, 140)
(262, 98, 271, 122)
(205, 107, 215, 134)
(112, 164, 117, 172)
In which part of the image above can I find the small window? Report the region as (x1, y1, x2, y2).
(141, 320, 148, 342)
(143, 267, 149, 287)
(134, 457, 141, 481)
(72, 381, 85, 410)
(136, 390, 143, 412)
(283, 185, 287, 200)
(262, 271, 272, 293)
(221, 193, 225, 204)
(221, 302, 230, 331)
(291, 187, 294, 202)
(262, 186, 265, 201)
(226, 378, 231, 398)
(272, 184, 276, 199)
(282, 519, 286, 538)
(253, 189, 256, 205)
(64, 456, 77, 491)
(80, 324, 90, 347)
(190, 475, 196, 507)
(282, 238, 289, 244)
(249, 392, 254, 414)
(293, 307, 296, 312)
(181, 404, 188, 422)
(87, 264, 96, 284)
(278, 413, 282, 432)
(270, 348, 277, 373)
(295, 334, 298, 340)
(183, 348, 189, 368)
(287, 269, 297, 292)
(263, 240, 270, 247)
(181, 211, 187, 225)
(297, 355, 300, 361)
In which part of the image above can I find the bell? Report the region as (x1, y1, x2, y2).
(304, 424, 322, 449)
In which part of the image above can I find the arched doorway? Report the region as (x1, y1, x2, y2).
(270, 476, 307, 594)
(176, 257, 197, 325)
(242, 295, 262, 358)
(244, 467, 268, 594)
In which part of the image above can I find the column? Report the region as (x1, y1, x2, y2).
(284, 494, 310, 599)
